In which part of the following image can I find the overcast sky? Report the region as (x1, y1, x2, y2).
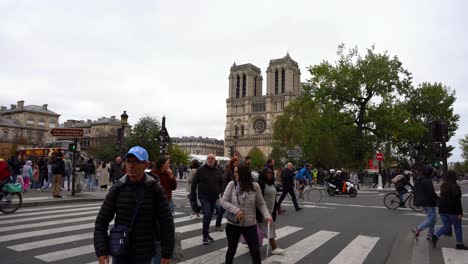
(0, 0, 467, 161)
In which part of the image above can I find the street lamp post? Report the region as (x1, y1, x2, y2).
(119, 111, 128, 157)
(157, 116, 170, 156)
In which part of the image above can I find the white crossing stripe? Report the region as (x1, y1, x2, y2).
(174, 215, 201, 224)
(263, 230, 339, 264)
(442, 247, 468, 264)
(32, 215, 210, 262)
(8, 233, 93, 251)
(176, 219, 227, 233)
(0, 209, 100, 225)
(178, 226, 303, 264)
(0, 215, 98, 233)
(36, 245, 94, 262)
(0, 221, 113, 242)
(15, 203, 102, 213)
(0, 206, 101, 219)
(182, 230, 226, 250)
(329, 235, 380, 264)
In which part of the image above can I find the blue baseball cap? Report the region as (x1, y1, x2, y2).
(124, 146, 149, 161)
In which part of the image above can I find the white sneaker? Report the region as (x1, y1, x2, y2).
(272, 248, 286, 255)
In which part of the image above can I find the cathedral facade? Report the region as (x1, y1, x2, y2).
(224, 53, 301, 158)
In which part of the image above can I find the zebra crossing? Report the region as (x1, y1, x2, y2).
(0, 202, 467, 264)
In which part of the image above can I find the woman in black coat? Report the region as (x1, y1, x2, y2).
(412, 165, 438, 240)
(432, 171, 467, 250)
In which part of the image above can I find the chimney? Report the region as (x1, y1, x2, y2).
(111, 116, 115, 120)
(17, 100, 24, 109)
(87, 119, 91, 123)
(10, 104, 16, 109)
(0, 106, 6, 112)
(42, 104, 48, 110)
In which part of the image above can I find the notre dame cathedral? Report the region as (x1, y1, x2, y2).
(224, 53, 301, 158)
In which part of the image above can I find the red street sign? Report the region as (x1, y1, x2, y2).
(49, 128, 84, 138)
(376, 152, 384, 161)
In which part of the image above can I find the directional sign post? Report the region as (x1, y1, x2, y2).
(49, 128, 84, 196)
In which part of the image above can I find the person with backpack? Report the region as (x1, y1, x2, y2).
(94, 146, 175, 264)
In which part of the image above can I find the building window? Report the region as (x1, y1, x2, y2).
(275, 70, 279, 94)
(2, 130, 8, 140)
(26, 116, 34, 126)
(38, 118, 45, 127)
(49, 119, 56, 128)
(234, 126, 238, 136)
(13, 131, 18, 140)
(254, 76, 257, 97)
(236, 75, 240, 98)
(281, 68, 285, 93)
(242, 74, 246, 97)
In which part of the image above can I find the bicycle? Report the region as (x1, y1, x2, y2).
(383, 190, 423, 212)
(286, 181, 322, 206)
(0, 180, 23, 214)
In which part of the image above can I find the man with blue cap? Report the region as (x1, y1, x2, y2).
(94, 146, 175, 264)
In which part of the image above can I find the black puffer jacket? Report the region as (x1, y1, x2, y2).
(94, 173, 174, 261)
(413, 177, 437, 207)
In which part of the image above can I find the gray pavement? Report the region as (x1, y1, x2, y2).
(1, 180, 468, 263)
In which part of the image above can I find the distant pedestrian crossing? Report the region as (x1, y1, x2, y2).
(0, 202, 467, 264)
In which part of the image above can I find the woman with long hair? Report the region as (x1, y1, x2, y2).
(412, 165, 438, 240)
(151, 156, 177, 212)
(432, 171, 467, 250)
(215, 157, 239, 231)
(221, 162, 272, 264)
(258, 167, 285, 255)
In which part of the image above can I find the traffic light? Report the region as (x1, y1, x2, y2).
(68, 143, 76, 152)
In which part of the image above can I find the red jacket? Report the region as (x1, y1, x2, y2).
(0, 159, 11, 181)
(151, 168, 177, 201)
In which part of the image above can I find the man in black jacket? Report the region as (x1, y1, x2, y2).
(191, 154, 223, 245)
(412, 165, 438, 240)
(7, 151, 21, 183)
(94, 146, 174, 264)
(277, 162, 302, 212)
(52, 152, 65, 198)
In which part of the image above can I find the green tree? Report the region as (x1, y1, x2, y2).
(125, 116, 161, 161)
(460, 134, 468, 160)
(248, 147, 266, 170)
(168, 144, 190, 166)
(305, 44, 412, 165)
(89, 138, 119, 161)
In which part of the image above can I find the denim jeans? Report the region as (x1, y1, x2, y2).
(112, 256, 151, 264)
(62, 170, 71, 189)
(11, 174, 18, 184)
(216, 206, 226, 227)
(398, 188, 408, 205)
(200, 198, 216, 239)
(151, 240, 162, 264)
(86, 174, 96, 191)
(435, 213, 464, 245)
(417, 207, 436, 235)
(225, 224, 261, 264)
(169, 199, 174, 213)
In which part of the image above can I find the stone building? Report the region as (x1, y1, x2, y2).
(224, 53, 301, 158)
(0, 100, 60, 146)
(63, 116, 130, 151)
(172, 136, 224, 157)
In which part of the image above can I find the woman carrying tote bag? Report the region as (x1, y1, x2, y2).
(221, 162, 272, 264)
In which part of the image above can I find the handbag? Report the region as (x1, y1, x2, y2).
(225, 185, 241, 224)
(108, 188, 143, 256)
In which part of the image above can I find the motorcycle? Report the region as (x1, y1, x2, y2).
(326, 181, 358, 197)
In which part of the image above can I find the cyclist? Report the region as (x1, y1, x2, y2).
(295, 164, 312, 198)
(392, 171, 413, 208)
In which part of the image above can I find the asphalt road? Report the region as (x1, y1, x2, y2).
(0, 181, 467, 264)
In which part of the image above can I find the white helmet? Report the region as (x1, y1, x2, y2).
(329, 169, 335, 173)
(336, 170, 342, 174)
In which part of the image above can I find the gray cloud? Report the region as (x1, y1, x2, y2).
(1, 0, 467, 161)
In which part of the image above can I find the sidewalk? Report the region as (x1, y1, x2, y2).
(15, 188, 107, 208)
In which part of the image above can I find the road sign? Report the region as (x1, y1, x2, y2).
(287, 149, 302, 158)
(376, 152, 384, 161)
(49, 128, 84, 138)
